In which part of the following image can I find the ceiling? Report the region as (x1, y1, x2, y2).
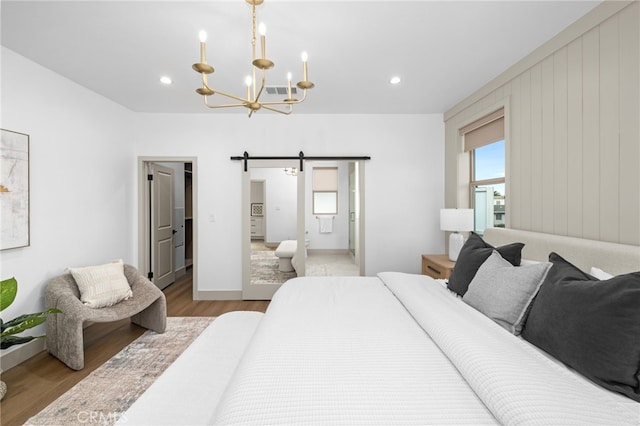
(1, 0, 601, 115)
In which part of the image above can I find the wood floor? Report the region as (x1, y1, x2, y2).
(0, 270, 269, 426)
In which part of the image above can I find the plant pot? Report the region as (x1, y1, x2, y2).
(0, 367, 5, 400)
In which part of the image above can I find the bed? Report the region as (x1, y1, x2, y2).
(120, 228, 640, 425)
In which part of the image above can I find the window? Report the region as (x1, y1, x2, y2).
(313, 167, 338, 215)
(461, 108, 506, 235)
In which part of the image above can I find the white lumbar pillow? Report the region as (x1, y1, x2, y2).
(69, 259, 133, 308)
(590, 266, 614, 280)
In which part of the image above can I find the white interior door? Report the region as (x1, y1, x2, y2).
(151, 163, 176, 289)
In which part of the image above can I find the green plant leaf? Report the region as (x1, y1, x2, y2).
(0, 277, 17, 312)
(2, 308, 62, 336)
(1, 316, 46, 337)
(0, 275, 62, 350)
(0, 334, 41, 350)
(1, 308, 62, 330)
(0, 309, 61, 336)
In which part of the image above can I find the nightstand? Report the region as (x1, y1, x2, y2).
(421, 254, 456, 280)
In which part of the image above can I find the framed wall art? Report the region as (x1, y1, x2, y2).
(1, 129, 30, 250)
(251, 203, 264, 217)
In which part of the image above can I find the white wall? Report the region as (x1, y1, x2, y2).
(0, 48, 135, 366)
(132, 113, 446, 292)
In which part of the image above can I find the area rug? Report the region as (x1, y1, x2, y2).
(26, 316, 215, 426)
(251, 250, 297, 284)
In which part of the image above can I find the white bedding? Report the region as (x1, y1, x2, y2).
(118, 312, 263, 426)
(212, 274, 640, 425)
(212, 276, 497, 425)
(381, 272, 639, 425)
(120, 272, 640, 425)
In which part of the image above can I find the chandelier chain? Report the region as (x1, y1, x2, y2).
(251, 3, 257, 51)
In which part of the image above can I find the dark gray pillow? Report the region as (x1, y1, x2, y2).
(522, 252, 640, 402)
(447, 232, 524, 296)
(463, 250, 551, 335)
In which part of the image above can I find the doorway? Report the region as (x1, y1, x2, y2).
(138, 157, 198, 297)
(304, 160, 363, 277)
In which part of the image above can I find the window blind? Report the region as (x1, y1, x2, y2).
(460, 108, 504, 152)
(312, 167, 338, 191)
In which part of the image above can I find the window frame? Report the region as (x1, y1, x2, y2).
(312, 167, 338, 215)
(462, 108, 506, 233)
(469, 147, 506, 206)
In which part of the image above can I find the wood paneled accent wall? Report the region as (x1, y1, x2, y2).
(444, 1, 639, 246)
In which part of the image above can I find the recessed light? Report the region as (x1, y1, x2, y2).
(389, 76, 401, 85)
(160, 76, 173, 85)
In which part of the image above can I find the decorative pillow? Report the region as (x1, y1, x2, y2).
(463, 250, 551, 335)
(522, 252, 640, 402)
(447, 232, 524, 296)
(69, 259, 132, 308)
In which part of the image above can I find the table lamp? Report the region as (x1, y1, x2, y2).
(440, 209, 474, 261)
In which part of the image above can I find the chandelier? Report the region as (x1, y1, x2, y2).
(192, 0, 314, 117)
(284, 167, 298, 176)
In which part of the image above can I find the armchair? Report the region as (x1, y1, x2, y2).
(45, 264, 166, 370)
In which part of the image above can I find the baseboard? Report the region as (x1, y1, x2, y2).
(0, 339, 45, 371)
(194, 290, 243, 300)
(175, 267, 186, 278)
(307, 248, 350, 256)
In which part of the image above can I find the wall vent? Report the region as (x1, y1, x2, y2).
(265, 86, 297, 95)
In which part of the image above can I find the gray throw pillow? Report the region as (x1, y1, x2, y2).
(463, 250, 551, 335)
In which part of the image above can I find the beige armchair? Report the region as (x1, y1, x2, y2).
(45, 264, 166, 370)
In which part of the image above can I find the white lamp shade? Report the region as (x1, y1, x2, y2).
(440, 209, 474, 232)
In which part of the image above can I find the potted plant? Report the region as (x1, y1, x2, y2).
(1, 277, 61, 399)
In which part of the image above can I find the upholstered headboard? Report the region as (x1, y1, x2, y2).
(483, 228, 640, 275)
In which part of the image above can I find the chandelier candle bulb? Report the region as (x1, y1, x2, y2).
(301, 51, 308, 81)
(199, 30, 207, 63)
(245, 76, 252, 100)
(287, 72, 292, 99)
(259, 23, 266, 60)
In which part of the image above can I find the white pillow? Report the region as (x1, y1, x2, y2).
(69, 259, 132, 308)
(590, 266, 614, 280)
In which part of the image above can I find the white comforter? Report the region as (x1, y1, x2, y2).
(213, 273, 639, 425)
(213, 276, 496, 425)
